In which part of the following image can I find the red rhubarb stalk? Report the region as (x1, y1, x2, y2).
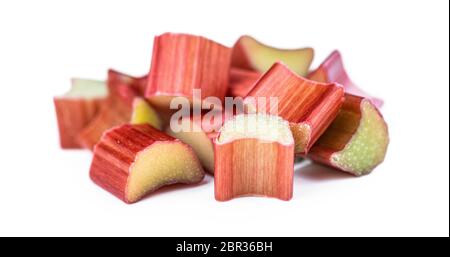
(307, 94, 389, 176)
(243, 62, 345, 154)
(308, 50, 383, 108)
(54, 79, 107, 148)
(146, 33, 232, 108)
(90, 124, 205, 204)
(214, 114, 295, 201)
(78, 70, 161, 150)
(228, 68, 261, 98)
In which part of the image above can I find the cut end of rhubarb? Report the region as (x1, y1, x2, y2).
(289, 123, 311, 153)
(217, 114, 293, 146)
(131, 97, 162, 130)
(167, 124, 215, 174)
(90, 124, 205, 204)
(64, 79, 108, 99)
(308, 95, 389, 176)
(232, 35, 314, 76)
(126, 141, 205, 203)
(215, 114, 294, 201)
(54, 79, 107, 148)
(329, 99, 389, 176)
(166, 111, 229, 174)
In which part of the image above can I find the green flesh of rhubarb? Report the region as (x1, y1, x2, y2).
(331, 100, 389, 176)
(65, 79, 107, 99)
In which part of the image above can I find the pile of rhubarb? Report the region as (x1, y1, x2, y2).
(55, 33, 389, 203)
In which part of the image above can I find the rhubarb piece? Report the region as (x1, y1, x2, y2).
(307, 94, 389, 176)
(243, 62, 345, 154)
(77, 81, 138, 150)
(78, 97, 162, 150)
(308, 50, 383, 108)
(90, 124, 205, 204)
(232, 35, 314, 76)
(214, 114, 295, 201)
(78, 70, 161, 150)
(167, 127, 215, 173)
(107, 69, 147, 104)
(135, 75, 149, 96)
(166, 113, 223, 174)
(130, 97, 163, 130)
(77, 74, 137, 150)
(77, 102, 130, 150)
(54, 79, 107, 148)
(146, 33, 232, 108)
(228, 68, 261, 98)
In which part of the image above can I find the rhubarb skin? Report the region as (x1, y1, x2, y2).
(243, 62, 345, 154)
(232, 35, 314, 76)
(90, 124, 205, 204)
(78, 71, 160, 150)
(228, 68, 261, 98)
(107, 69, 147, 104)
(146, 33, 232, 108)
(77, 72, 138, 150)
(307, 94, 389, 176)
(77, 101, 131, 150)
(214, 114, 295, 201)
(308, 50, 383, 108)
(54, 79, 107, 148)
(78, 97, 162, 150)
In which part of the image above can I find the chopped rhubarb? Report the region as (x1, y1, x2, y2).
(214, 114, 295, 201)
(307, 94, 389, 176)
(54, 31, 392, 203)
(166, 112, 224, 174)
(90, 124, 205, 203)
(78, 97, 161, 150)
(232, 35, 314, 76)
(107, 69, 147, 104)
(78, 71, 161, 150)
(76, 102, 130, 150)
(243, 62, 345, 154)
(146, 33, 232, 108)
(228, 68, 261, 98)
(54, 79, 107, 148)
(308, 50, 383, 108)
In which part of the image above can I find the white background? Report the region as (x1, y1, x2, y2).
(0, 0, 448, 237)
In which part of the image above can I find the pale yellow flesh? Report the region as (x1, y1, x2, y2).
(289, 123, 311, 154)
(218, 114, 293, 145)
(131, 98, 163, 130)
(331, 100, 389, 176)
(64, 79, 107, 99)
(241, 36, 314, 76)
(126, 142, 204, 203)
(167, 125, 215, 173)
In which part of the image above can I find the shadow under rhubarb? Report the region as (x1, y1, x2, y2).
(296, 162, 355, 181)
